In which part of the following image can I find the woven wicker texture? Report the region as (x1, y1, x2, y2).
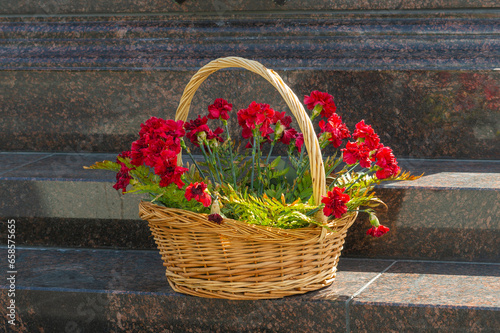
(140, 201, 357, 300)
(139, 57, 358, 299)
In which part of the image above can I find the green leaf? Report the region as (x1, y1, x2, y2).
(84, 160, 120, 172)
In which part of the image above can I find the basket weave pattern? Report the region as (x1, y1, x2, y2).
(140, 201, 356, 300)
(138, 57, 358, 299)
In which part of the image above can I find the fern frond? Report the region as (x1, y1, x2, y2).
(84, 160, 120, 172)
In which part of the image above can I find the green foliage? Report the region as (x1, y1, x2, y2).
(85, 159, 210, 214)
(84, 160, 121, 172)
(220, 185, 320, 229)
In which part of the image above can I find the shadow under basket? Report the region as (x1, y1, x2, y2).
(139, 201, 357, 300)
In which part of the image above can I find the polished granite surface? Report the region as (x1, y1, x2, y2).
(351, 261, 500, 332)
(0, 247, 498, 332)
(2, 70, 499, 160)
(1, 0, 498, 15)
(1, 13, 499, 159)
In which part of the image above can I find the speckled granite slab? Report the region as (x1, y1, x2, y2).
(350, 261, 500, 332)
(1, 69, 499, 159)
(2, 13, 499, 71)
(0, 152, 499, 262)
(1, 0, 498, 15)
(0, 248, 498, 332)
(1, 11, 499, 158)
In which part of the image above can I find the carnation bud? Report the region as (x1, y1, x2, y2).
(208, 138, 219, 149)
(274, 121, 286, 141)
(311, 104, 322, 119)
(319, 131, 332, 145)
(197, 131, 207, 142)
(369, 213, 380, 227)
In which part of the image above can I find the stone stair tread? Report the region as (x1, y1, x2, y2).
(0, 152, 499, 262)
(1, 247, 498, 332)
(1, 152, 499, 184)
(384, 159, 500, 190)
(0, 152, 117, 181)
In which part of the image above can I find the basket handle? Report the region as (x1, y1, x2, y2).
(175, 57, 326, 217)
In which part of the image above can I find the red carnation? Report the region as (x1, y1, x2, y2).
(208, 98, 232, 120)
(304, 91, 337, 118)
(279, 127, 298, 145)
(130, 117, 184, 167)
(375, 146, 400, 179)
(208, 213, 224, 225)
(341, 141, 372, 168)
(113, 164, 132, 193)
(237, 102, 275, 140)
(151, 149, 188, 188)
(184, 116, 211, 147)
(352, 120, 380, 151)
(113, 151, 135, 193)
(185, 182, 212, 207)
(207, 127, 225, 144)
(321, 187, 350, 219)
(319, 114, 351, 148)
(366, 225, 390, 237)
(294, 133, 304, 153)
(138, 117, 185, 147)
(273, 112, 297, 145)
(118, 150, 132, 160)
(130, 137, 148, 166)
(141, 139, 167, 168)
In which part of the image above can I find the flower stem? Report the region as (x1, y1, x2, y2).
(258, 141, 276, 195)
(296, 147, 310, 181)
(250, 135, 257, 191)
(205, 143, 223, 185)
(291, 147, 307, 197)
(215, 150, 225, 184)
(181, 139, 206, 179)
(265, 141, 276, 165)
(187, 150, 206, 179)
(325, 156, 342, 179)
(348, 209, 371, 213)
(224, 121, 238, 189)
(255, 136, 264, 196)
(199, 145, 218, 187)
(345, 169, 371, 191)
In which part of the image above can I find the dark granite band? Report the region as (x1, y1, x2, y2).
(1, 0, 499, 15)
(1, 12, 499, 71)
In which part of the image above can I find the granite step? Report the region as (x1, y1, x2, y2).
(0, 152, 499, 263)
(1, 11, 499, 159)
(1, 68, 498, 160)
(0, 247, 498, 332)
(2, 0, 498, 15)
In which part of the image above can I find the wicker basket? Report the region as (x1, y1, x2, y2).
(138, 57, 358, 300)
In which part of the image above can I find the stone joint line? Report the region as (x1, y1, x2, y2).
(345, 260, 398, 333)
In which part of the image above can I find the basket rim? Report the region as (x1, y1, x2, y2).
(139, 200, 358, 242)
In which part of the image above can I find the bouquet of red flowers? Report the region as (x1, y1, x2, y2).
(87, 90, 416, 237)
(86, 57, 423, 300)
